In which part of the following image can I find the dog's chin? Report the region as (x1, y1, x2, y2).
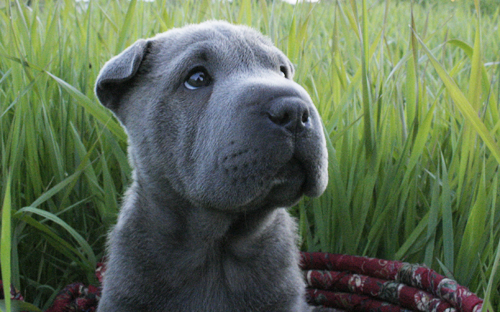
(225, 158, 307, 213)
(197, 157, 322, 213)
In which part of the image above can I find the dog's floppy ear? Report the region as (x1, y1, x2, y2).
(95, 39, 150, 110)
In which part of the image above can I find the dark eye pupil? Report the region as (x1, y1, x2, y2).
(185, 70, 211, 89)
(190, 72, 205, 84)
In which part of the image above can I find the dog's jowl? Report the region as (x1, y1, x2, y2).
(95, 21, 328, 312)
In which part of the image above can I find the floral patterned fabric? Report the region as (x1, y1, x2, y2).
(304, 270, 454, 311)
(0, 280, 24, 301)
(301, 252, 484, 312)
(44, 283, 100, 312)
(0, 253, 484, 311)
(306, 288, 413, 312)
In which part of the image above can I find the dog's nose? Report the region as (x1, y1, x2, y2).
(267, 98, 311, 132)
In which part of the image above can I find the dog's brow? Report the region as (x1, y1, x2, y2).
(164, 43, 216, 80)
(178, 43, 216, 66)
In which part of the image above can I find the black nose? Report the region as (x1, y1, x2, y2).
(267, 98, 311, 132)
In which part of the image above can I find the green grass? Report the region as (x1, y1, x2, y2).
(0, 0, 499, 310)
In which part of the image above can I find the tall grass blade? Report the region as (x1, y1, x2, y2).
(29, 171, 83, 209)
(408, 4, 419, 137)
(457, 166, 487, 283)
(424, 173, 440, 267)
(15, 207, 96, 266)
(396, 212, 429, 259)
(412, 29, 500, 166)
(13, 212, 93, 272)
(237, 0, 252, 25)
(116, 0, 138, 54)
(360, 0, 374, 156)
(0, 301, 42, 312)
(0, 176, 12, 312)
(468, 20, 482, 110)
(44, 72, 126, 142)
(440, 155, 454, 270)
(484, 233, 500, 312)
(287, 16, 297, 63)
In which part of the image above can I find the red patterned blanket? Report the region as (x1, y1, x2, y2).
(1, 252, 484, 312)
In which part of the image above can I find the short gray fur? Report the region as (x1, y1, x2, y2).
(95, 21, 328, 312)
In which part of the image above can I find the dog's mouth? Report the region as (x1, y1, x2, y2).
(270, 157, 306, 189)
(241, 156, 307, 210)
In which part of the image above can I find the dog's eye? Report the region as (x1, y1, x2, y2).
(279, 65, 288, 78)
(185, 68, 211, 90)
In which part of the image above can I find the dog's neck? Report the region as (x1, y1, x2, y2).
(121, 174, 280, 248)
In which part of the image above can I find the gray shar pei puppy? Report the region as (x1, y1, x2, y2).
(95, 21, 328, 312)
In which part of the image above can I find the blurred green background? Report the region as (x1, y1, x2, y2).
(0, 0, 499, 310)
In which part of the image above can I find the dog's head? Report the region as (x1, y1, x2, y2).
(95, 21, 328, 212)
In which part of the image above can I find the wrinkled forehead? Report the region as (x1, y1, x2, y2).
(148, 22, 290, 74)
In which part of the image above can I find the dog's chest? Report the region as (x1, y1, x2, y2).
(134, 226, 294, 310)
(149, 253, 282, 311)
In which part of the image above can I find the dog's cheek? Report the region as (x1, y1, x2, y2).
(125, 95, 191, 196)
(147, 94, 220, 203)
(184, 116, 255, 209)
